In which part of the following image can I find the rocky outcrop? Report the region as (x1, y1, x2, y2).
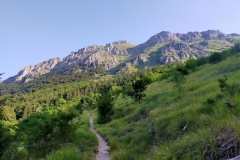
(131, 30, 238, 54)
(176, 30, 228, 41)
(105, 40, 131, 55)
(158, 42, 209, 64)
(131, 31, 181, 53)
(132, 54, 147, 65)
(4, 30, 240, 83)
(54, 40, 131, 72)
(4, 41, 132, 83)
(4, 58, 61, 83)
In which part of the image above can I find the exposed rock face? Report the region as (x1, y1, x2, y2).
(5, 41, 132, 83)
(105, 41, 129, 55)
(176, 31, 202, 41)
(158, 42, 208, 64)
(130, 30, 239, 64)
(54, 40, 131, 72)
(132, 54, 147, 65)
(176, 30, 227, 41)
(4, 58, 61, 83)
(55, 48, 118, 71)
(4, 30, 240, 83)
(132, 30, 236, 54)
(131, 31, 181, 53)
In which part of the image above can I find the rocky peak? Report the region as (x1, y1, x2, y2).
(77, 45, 100, 55)
(104, 40, 131, 55)
(148, 31, 180, 45)
(112, 40, 130, 45)
(131, 31, 181, 54)
(4, 57, 61, 83)
(157, 31, 180, 42)
(52, 41, 132, 72)
(200, 30, 226, 40)
(176, 30, 227, 41)
(4, 30, 240, 83)
(132, 30, 237, 54)
(176, 31, 202, 42)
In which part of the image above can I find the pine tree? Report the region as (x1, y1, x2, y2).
(128, 78, 147, 103)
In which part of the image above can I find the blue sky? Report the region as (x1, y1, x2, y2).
(1, 0, 240, 80)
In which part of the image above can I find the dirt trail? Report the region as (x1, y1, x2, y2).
(89, 116, 110, 160)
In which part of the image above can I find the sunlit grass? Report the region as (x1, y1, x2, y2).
(96, 52, 240, 159)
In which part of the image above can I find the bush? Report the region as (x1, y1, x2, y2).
(185, 58, 197, 71)
(127, 78, 147, 103)
(209, 52, 225, 64)
(196, 56, 209, 66)
(15, 108, 79, 158)
(175, 64, 189, 75)
(218, 77, 239, 107)
(97, 94, 114, 124)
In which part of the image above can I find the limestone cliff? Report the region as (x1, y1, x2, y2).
(4, 30, 240, 83)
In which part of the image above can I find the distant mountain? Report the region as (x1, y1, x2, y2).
(4, 40, 134, 83)
(4, 30, 240, 83)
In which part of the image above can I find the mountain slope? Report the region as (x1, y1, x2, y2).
(1, 44, 240, 159)
(96, 47, 240, 159)
(4, 30, 240, 83)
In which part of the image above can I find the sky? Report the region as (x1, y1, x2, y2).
(1, 0, 240, 80)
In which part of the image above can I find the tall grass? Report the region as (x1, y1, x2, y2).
(46, 146, 81, 160)
(96, 52, 240, 159)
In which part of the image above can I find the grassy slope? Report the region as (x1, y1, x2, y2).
(96, 53, 240, 159)
(205, 40, 233, 52)
(116, 43, 135, 50)
(227, 36, 240, 44)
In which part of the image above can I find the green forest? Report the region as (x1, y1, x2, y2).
(1, 44, 240, 159)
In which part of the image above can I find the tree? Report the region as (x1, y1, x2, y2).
(128, 78, 147, 103)
(0, 99, 5, 121)
(143, 71, 160, 84)
(75, 99, 84, 114)
(17, 107, 78, 157)
(0, 73, 6, 121)
(97, 93, 114, 124)
(209, 52, 225, 64)
(185, 58, 197, 71)
(0, 73, 11, 158)
(196, 56, 208, 66)
(175, 64, 189, 75)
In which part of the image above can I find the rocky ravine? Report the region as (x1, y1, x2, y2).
(4, 30, 240, 83)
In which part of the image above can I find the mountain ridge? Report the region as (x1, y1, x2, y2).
(4, 30, 240, 83)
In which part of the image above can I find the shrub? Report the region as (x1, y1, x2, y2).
(218, 76, 239, 107)
(97, 94, 114, 124)
(127, 78, 147, 103)
(185, 58, 197, 71)
(209, 52, 225, 64)
(196, 56, 209, 66)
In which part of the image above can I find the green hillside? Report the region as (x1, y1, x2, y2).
(1, 44, 240, 159)
(95, 45, 240, 159)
